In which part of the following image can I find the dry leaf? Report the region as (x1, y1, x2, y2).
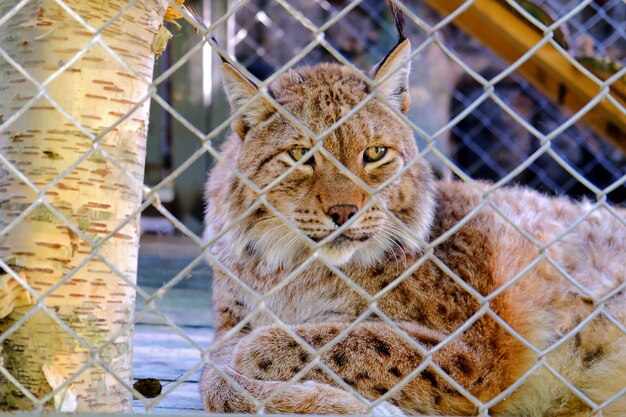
(164, 0, 185, 29)
(133, 378, 162, 398)
(152, 25, 173, 58)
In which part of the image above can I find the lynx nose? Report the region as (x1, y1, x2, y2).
(327, 205, 358, 226)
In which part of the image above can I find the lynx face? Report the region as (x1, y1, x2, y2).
(207, 41, 436, 269)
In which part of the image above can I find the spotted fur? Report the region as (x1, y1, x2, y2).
(200, 37, 626, 416)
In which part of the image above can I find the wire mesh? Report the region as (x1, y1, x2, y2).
(0, 0, 625, 416)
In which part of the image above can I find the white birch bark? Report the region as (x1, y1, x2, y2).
(0, 0, 167, 411)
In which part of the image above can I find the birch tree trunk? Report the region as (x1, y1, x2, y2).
(0, 0, 167, 411)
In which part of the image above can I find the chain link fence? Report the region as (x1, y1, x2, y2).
(1, 0, 625, 415)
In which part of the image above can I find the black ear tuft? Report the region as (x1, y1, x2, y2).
(386, 0, 406, 43)
(370, 1, 411, 114)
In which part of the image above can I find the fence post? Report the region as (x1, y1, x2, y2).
(0, 0, 167, 411)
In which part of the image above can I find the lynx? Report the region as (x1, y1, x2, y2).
(199, 5, 626, 416)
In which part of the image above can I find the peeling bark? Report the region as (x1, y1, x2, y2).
(0, 0, 167, 411)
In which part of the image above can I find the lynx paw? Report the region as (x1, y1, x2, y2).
(302, 382, 405, 416)
(371, 401, 405, 416)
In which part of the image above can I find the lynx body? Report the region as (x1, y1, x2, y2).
(199, 28, 626, 417)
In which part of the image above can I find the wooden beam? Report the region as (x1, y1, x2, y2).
(423, 0, 626, 153)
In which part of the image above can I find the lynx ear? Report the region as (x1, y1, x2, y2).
(372, 38, 411, 114)
(221, 63, 276, 139)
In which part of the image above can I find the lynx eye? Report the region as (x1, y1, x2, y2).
(289, 146, 310, 162)
(364, 146, 387, 163)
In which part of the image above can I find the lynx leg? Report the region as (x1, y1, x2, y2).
(232, 322, 483, 415)
(200, 337, 370, 414)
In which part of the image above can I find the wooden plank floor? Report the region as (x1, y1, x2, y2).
(133, 235, 214, 414)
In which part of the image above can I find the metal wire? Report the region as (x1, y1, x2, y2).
(0, 0, 625, 415)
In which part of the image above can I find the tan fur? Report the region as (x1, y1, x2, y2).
(200, 40, 626, 416)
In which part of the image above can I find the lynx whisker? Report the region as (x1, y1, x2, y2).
(375, 228, 404, 273)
